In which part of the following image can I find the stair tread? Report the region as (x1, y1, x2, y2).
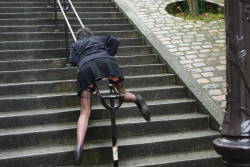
(0, 11, 121, 14)
(0, 17, 125, 21)
(0, 2, 114, 4)
(0, 85, 184, 100)
(0, 30, 137, 35)
(0, 23, 130, 28)
(85, 150, 220, 167)
(0, 73, 172, 86)
(0, 129, 218, 159)
(0, 54, 157, 63)
(0, 63, 164, 74)
(0, 113, 208, 135)
(0, 45, 151, 53)
(0, 58, 67, 63)
(0, 98, 195, 118)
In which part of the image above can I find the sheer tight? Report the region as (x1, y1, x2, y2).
(76, 78, 136, 149)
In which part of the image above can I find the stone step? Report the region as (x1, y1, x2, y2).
(0, 12, 124, 19)
(83, 150, 222, 167)
(1, 38, 143, 50)
(0, 7, 118, 13)
(0, 24, 133, 33)
(0, 0, 111, 2)
(0, 63, 165, 84)
(0, 54, 158, 71)
(0, 2, 116, 7)
(0, 85, 186, 112)
(0, 46, 153, 61)
(0, 18, 128, 26)
(0, 130, 218, 167)
(0, 113, 209, 150)
(0, 99, 196, 128)
(0, 31, 139, 41)
(0, 73, 174, 95)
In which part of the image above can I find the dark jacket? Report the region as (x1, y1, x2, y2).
(69, 36, 119, 68)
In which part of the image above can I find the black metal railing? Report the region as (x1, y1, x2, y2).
(53, 0, 84, 59)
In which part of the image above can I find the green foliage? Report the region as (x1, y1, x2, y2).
(167, 1, 224, 23)
(174, 12, 224, 23)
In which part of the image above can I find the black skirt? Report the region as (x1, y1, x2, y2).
(76, 57, 124, 96)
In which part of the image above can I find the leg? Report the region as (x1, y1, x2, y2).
(109, 79, 151, 121)
(76, 88, 92, 149)
(108, 78, 136, 102)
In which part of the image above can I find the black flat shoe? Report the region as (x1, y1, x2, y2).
(135, 94, 151, 121)
(73, 147, 84, 166)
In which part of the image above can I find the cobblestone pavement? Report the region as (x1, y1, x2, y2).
(117, 0, 226, 110)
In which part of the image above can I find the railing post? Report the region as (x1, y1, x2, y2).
(65, 21, 69, 60)
(63, 0, 70, 64)
(54, 0, 58, 30)
(213, 0, 250, 166)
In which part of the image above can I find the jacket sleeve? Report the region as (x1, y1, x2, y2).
(105, 35, 120, 57)
(69, 44, 79, 66)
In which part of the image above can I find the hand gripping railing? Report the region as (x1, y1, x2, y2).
(52, 1, 123, 166)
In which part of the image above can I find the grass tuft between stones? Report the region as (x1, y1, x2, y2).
(166, 1, 224, 23)
(174, 12, 224, 23)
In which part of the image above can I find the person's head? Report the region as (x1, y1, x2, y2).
(76, 27, 93, 40)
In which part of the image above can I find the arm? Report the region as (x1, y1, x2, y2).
(69, 44, 79, 66)
(105, 35, 120, 56)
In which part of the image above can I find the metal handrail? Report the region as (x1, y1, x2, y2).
(53, 0, 85, 60)
(56, 0, 77, 41)
(68, 0, 85, 30)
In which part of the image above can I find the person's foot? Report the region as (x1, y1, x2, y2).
(73, 147, 83, 166)
(135, 94, 150, 121)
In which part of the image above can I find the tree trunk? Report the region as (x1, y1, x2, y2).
(187, 0, 199, 15)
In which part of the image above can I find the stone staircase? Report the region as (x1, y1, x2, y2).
(0, 0, 223, 166)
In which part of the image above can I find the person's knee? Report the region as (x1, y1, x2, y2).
(110, 80, 126, 94)
(80, 87, 93, 98)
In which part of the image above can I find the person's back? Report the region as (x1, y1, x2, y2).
(70, 35, 119, 68)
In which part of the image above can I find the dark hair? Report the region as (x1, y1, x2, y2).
(76, 27, 93, 40)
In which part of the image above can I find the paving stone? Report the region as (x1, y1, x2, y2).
(183, 64, 193, 69)
(209, 89, 223, 96)
(202, 83, 221, 90)
(193, 63, 206, 67)
(197, 78, 210, 84)
(194, 58, 205, 63)
(180, 59, 194, 64)
(117, 0, 226, 110)
(200, 49, 211, 53)
(212, 95, 226, 101)
(190, 68, 202, 73)
(201, 72, 214, 77)
(178, 47, 190, 51)
(211, 77, 225, 83)
(186, 55, 197, 59)
(202, 66, 216, 72)
(192, 74, 202, 79)
(169, 48, 178, 52)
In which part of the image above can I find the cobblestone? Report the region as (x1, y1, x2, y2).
(116, 0, 226, 110)
(209, 89, 223, 96)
